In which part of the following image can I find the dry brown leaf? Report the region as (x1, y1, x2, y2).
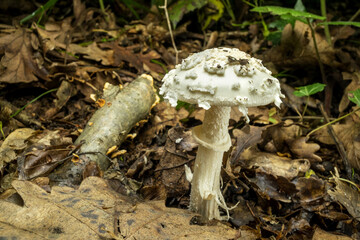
(156, 126, 197, 198)
(68, 42, 114, 65)
(0, 29, 49, 83)
(231, 125, 269, 165)
(17, 130, 73, 180)
(0, 177, 242, 239)
(328, 169, 360, 220)
(263, 21, 339, 69)
(281, 82, 317, 113)
(262, 120, 300, 152)
(111, 44, 163, 73)
(314, 120, 360, 170)
(292, 176, 326, 205)
(339, 72, 360, 113)
(312, 227, 353, 240)
(0, 128, 36, 174)
(289, 137, 322, 162)
(142, 101, 187, 142)
(248, 172, 297, 203)
(242, 152, 310, 179)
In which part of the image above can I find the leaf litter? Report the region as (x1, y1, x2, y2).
(0, 1, 360, 239)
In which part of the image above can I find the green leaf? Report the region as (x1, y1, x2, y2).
(251, 6, 325, 20)
(201, 0, 224, 30)
(348, 88, 360, 107)
(169, 0, 208, 28)
(293, 83, 326, 97)
(318, 21, 360, 27)
(294, 0, 305, 12)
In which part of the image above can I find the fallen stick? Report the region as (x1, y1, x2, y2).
(50, 74, 159, 186)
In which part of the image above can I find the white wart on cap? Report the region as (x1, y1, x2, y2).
(159, 47, 284, 121)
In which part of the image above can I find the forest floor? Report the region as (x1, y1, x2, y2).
(0, 1, 360, 239)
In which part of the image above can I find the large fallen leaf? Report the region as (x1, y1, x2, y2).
(0, 29, 49, 83)
(0, 177, 244, 239)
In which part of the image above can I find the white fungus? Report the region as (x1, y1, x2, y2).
(159, 47, 284, 220)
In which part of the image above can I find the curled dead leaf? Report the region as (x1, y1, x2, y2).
(289, 137, 322, 163)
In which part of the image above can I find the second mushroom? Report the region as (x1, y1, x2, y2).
(160, 47, 284, 220)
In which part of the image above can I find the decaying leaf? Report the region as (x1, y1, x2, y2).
(312, 227, 353, 240)
(314, 119, 360, 171)
(0, 177, 242, 239)
(111, 44, 163, 73)
(248, 172, 297, 203)
(289, 137, 322, 163)
(339, 72, 360, 113)
(0, 29, 49, 83)
(142, 101, 188, 143)
(231, 125, 270, 165)
(292, 176, 326, 205)
(17, 130, 73, 180)
(156, 126, 197, 198)
(263, 21, 339, 69)
(328, 169, 360, 219)
(261, 120, 300, 152)
(0, 128, 36, 174)
(242, 152, 310, 179)
(68, 42, 115, 66)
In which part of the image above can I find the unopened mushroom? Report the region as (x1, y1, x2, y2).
(159, 47, 284, 220)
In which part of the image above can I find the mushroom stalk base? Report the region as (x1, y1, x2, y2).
(190, 106, 231, 220)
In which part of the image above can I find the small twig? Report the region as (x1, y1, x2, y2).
(154, 159, 194, 172)
(306, 107, 360, 138)
(282, 115, 335, 121)
(159, 0, 179, 65)
(316, 101, 352, 179)
(307, 18, 330, 114)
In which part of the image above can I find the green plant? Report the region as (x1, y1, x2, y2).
(242, 0, 270, 37)
(20, 0, 59, 25)
(293, 83, 326, 118)
(0, 121, 5, 140)
(251, 1, 360, 44)
(10, 88, 58, 118)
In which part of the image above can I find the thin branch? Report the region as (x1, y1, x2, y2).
(159, 0, 179, 65)
(316, 102, 352, 179)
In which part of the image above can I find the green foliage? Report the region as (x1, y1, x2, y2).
(293, 83, 326, 97)
(251, 6, 325, 24)
(176, 100, 195, 114)
(318, 21, 360, 27)
(169, 0, 207, 28)
(200, 0, 224, 30)
(348, 88, 360, 107)
(0, 121, 4, 140)
(10, 88, 58, 118)
(20, 0, 59, 25)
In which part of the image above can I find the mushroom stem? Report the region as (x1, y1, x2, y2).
(190, 105, 232, 220)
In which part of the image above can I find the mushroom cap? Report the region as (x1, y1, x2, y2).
(159, 47, 284, 111)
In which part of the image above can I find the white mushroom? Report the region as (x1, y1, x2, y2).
(159, 47, 284, 220)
